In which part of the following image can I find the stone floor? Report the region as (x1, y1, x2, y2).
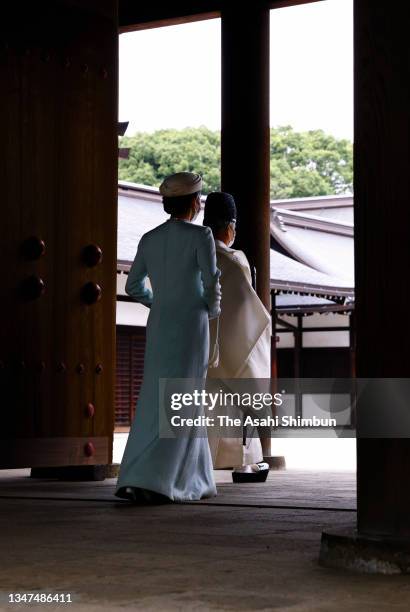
(1, 469, 409, 612)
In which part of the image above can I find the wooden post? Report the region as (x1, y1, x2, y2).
(354, 0, 410, 538)
(221, 2, 271, 310)
(321, 0, 410, 571)
(221, 5, 271, 459)
(294, 315, 302, 418)
(271, 291, 277, 379)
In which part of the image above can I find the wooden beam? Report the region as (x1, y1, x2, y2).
(119, 0, 324, 32)
(0, 438, 110, 468)
(120, 11, 219, 34)
(269, 0, 323, 8)
(119, 0, 221, 32)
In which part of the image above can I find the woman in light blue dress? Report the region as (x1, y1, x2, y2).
(115, 172, 221, 502)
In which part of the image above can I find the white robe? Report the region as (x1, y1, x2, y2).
(207, 240, 272, 468)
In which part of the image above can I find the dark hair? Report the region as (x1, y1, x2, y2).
(207, 219, 232, 237)
(203, 191, 237, 233)
(163, 192, 198, 216)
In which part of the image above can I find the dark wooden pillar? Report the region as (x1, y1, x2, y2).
(354, 0, 410, 538)
(294, 315, 302, 418)
(221, 3, 271, 459)
(271, 291, 278, 379)
(221, 2, 271, 310)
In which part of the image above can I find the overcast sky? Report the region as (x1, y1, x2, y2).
(119, 0, 353, 141)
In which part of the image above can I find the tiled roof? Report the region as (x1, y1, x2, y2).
(117, 183, 354, 306)
(117, 187, 204, 263)
(270, 207, 354, 283)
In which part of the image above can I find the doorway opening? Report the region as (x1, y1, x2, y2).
(114, 0, 355, 493)
(114, 17, 221, 458)
(269, 0, 355, 471)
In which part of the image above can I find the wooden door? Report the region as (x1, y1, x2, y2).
(0, 1, 118, 468)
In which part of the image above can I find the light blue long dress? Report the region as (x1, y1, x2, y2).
(115, 218, 221, 501)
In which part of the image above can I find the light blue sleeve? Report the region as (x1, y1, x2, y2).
(125, 238, 153, 308)
(196, 226, 221, 319)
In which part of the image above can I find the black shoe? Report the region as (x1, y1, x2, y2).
(232, 463, 270, 483)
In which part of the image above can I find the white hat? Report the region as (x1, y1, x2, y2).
(159, 172, 202, 197)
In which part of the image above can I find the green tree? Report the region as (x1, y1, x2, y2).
(119, 126, 221, 194)
(269, 126, 353, 198)
(119, 125, 353, 198)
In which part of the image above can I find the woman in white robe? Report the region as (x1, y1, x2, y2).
(204, 192, 272, 481)
(115, 173, 221, 502)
